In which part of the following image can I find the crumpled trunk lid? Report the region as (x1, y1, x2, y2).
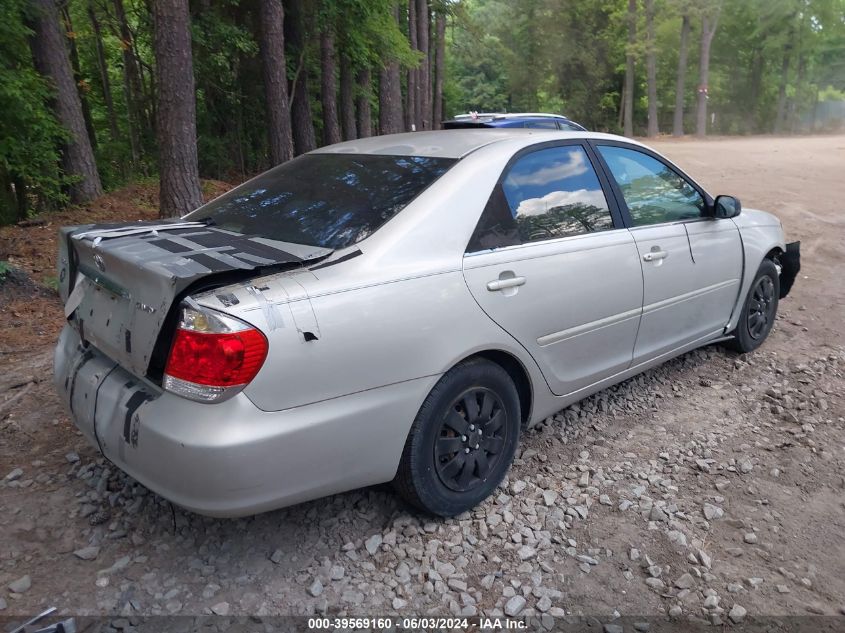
(57, 220, 330, 379)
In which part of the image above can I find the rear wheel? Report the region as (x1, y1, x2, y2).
(729, 259, 780, 353)
(394, 359, 521, 516)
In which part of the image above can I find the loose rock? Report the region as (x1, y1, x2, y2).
(8, 575, 31, 594)
(703, 503, 724, 521)
(729, 604, 747, 623)
(73, 546, 100, 561)
(210, 602, 230, 616)
(365, 534, 383, 555)
(309, 578, 324, 597)
(674, 573, 695, 590)
(504, 595, 526, 616)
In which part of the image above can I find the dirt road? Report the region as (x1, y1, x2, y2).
(1, 135, 843, 626)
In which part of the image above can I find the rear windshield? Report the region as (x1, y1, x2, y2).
(186, 153, 456, 250)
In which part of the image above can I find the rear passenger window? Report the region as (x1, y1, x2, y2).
(524, 120, 558, 129)
(467, 145, 614, 252)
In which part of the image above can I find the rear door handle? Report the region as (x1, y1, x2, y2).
(487, 276, 526, 291)
(642, 250, 668, 262)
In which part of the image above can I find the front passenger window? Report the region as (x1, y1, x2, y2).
(597, 145, 705, 226)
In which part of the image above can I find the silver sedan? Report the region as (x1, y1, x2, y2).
(54, 130, 800, 517)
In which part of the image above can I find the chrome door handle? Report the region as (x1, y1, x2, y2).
(642, 250, 668, 262)
(486, 276, 526, 291)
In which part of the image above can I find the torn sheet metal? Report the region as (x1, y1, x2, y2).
(58, 220, 331, 379)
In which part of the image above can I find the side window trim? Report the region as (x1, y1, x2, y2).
(464, 140, 626, 254)
(582, 142, 626, 229)
(587, 139, 714, 229)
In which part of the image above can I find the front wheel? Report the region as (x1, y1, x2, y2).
(394, 358, 521, 516)
(728, 259, 780, 353)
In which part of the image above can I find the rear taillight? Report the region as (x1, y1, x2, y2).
(163, 304, 268, 403)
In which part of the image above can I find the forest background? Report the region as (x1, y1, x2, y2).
(2, 0, 844, 223)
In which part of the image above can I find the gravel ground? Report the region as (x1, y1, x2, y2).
(1, 135, 844, 627)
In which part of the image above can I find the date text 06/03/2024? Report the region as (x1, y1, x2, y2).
(306, 617, 527, 630)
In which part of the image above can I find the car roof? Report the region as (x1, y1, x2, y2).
(451, 112, 572, 121)
(310, 129, 642, 159)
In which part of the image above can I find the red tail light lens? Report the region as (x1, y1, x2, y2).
(165, 328, 268, 386)
(163, 304, 268, 402)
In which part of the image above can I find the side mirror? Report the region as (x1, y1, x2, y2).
(713, 195, 742, 219)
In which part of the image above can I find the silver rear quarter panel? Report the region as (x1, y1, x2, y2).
(55, 324, 442, 517)
(195, 141, 556, 417)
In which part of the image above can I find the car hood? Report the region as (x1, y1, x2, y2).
(733, 207, 782, 229)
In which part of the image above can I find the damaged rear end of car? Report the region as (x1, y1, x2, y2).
(56, 220, 327, 384)
(53, 148, 460, 516)
(53, 221, 331, 514)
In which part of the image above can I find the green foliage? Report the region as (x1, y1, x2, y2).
(819, 85, 845, 100)
(0, 261, 11, 281)
(447, 0, 845, 134)
(2, 0, 844, 227)
(335, 0, 417, 68)
(42, 274, 59, 290)
(191, 1, 265, 178)
(446, 0, 628, 130)
(0, 0, 69, 222)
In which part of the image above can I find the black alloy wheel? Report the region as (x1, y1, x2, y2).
(434, 387, 508, 493)
(728, 259, 780, 353)
(747, 275, 776, 340)
(394, 358, 521, 516)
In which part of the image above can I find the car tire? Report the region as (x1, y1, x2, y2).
(728, 259, 780, 353)
(394, 358, 521, 516)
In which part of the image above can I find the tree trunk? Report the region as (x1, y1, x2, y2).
(618, 82, 625, 130)
(88, 0, 119, 140)
(644, 0, 658, 137)
(407, 0, 418, 131)
(320, 28, 342, 145)
(433, 11, 445, 129)
(416, 0, 430, 130)
(379, 7, 404, 135)
(356, 68, 372, 138)
(774, 18, 796, 134)
(14, 175, 28, 220)
(30, 0, 102, 204)
(285, 0, 316, 154)
(428, 13, 435, 123)
(623, 0, 636, 137)
(339, 58, 357, 140)
(379, 60, 404, 135)
(672, 13, 690, 137)
(695, 8, 720, 137)
(774, 50, 791, 133)
(61, 7, 98, 151)
(791, 46, 807, 133)
(746, 48, 764, 133)
(258, 0, 294, 164)
(113, 0, 144, 166)
(378, 5, 404, 134)
(153, 0, 203, 217)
